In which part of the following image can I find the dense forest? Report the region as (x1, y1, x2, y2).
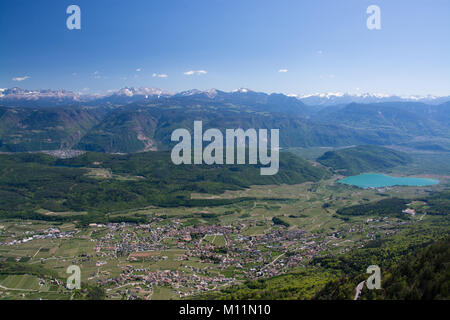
(336, 191, 450, 218)
(4, 95, 446, 153)
(0, 151, 329, 223)
(316, 237, 450, 300)
(425, 190, 450, 215)
(336, 198, 409, 217)
(196, 269, 336, 300)
(317, 145, 411, 175)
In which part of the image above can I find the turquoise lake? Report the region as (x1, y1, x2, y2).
(338, 173, 439, 189)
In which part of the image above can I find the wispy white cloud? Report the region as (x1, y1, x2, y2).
(12, 76, 30, 82)
(184, 70, 207, 76)
(317, 50, 323, 55)
(278, 69, 288, 73)
(136, 68, 142, 72)
(93, 71, 102, 79)
(152, 73, 168, 78)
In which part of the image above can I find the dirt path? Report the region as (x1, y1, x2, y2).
(261, 253, 285, 271)
(0, 284, 37, 292)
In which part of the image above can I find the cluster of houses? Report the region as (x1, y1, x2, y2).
(97, 265, 233, 299)
(0, 210, 413, 299)
(88, 218, 387, 298)
(0, 227, 76, 246)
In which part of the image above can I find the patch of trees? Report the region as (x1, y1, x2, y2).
(315, 237, 450, 300)
(424, 190, 450, 216)
(272, 216, 290, 227)
(0, 261, 59, 279)
(336, 198, 408, 216)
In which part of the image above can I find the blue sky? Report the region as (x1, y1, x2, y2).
(1, 0, 449, 96)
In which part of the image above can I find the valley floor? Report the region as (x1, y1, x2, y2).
(0, 173, 448, 300)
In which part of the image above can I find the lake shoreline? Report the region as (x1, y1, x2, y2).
(338, 173, 440, 189)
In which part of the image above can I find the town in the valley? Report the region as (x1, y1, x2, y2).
(0, 177, 440, 300)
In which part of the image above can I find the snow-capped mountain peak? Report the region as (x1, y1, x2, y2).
(1, 87, 448, 107)
(114, 87, 172, 97)
(298, 92, 450, 106)
(177, 89, 204, 96)
(232, 88, 251, 93)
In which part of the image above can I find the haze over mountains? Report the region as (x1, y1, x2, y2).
(0, 87, 449, 153)
(2, 87, 450, 106)
(298, 92, 450, 106)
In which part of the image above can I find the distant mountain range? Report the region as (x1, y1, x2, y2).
(298, 92, 450, 106)
(2, 87, 449, 107)
(0, 87, 449, 153)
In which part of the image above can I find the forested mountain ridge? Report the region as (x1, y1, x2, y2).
(0, 105, 106, 152)
(75, 103, 397, 153)
(0, 151, 330, 222)
(315, 102, 450, 138)
(317, 145, 412, 175)
(1, 89, 449, 153)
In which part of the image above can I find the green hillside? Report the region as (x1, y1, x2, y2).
(317, 145, 411, 175)
(0, 151, 329, 222)
(315, 236, 450, 300)
(317, 102, 450, 139)
(363, 237, 450, 300)
(0, 106, 104, 152)
(197, 269, 336, 300)
(0, 100, 413, 154)
(335, 190, 449, 218)
(76, 103, 398, 153)
(1, 97, 449, 153)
